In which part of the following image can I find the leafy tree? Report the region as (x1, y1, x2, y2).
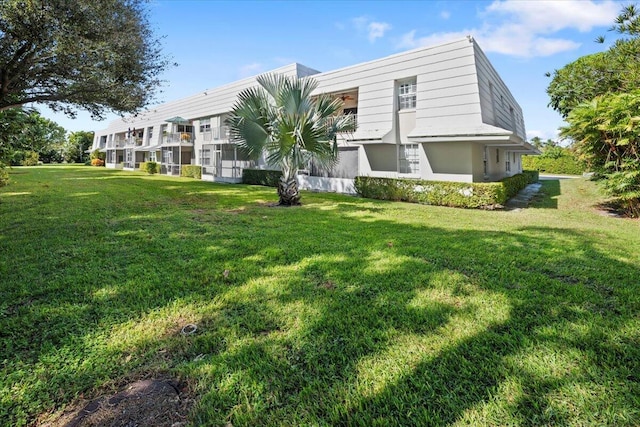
(0, 0, 171, 119)
(561, 91, 640, 215)
(228, 74, 356, 205)
(547, 5, 640, 118)
(0, 108, 66, 165)
(64, 131, 94, 163)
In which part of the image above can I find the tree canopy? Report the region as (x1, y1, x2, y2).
(553, 4, 640, 216)
(547, 5, 640, 118)
(0, 0, 170, 119)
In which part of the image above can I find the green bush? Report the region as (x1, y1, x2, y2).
(0, 165, 8, 187)
(242, 168, 282, 187)
(9, 150, 24, 166)
(522, 155, 584, 175)
(140, 161, 158, 174)
(354, 177, 510, 208)
(522, 170, 539, 184)
(22, 151, 39, 166)
(90, 149, 106, 161)
(181, 165, 201, 179)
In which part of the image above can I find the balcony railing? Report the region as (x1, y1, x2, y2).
(163, 133, 193, 144)
(201, 126, 229, 142)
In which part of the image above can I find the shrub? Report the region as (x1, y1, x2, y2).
(91, 158, 105, 166)
(90, 149, 106, 161)
(522, 155, 585, 175)
(354, 177, 512, 208)
(9, 150, 24, 166)
(242, 168, 282, 187)
(522, 170, 539, 184)
(140, 161, 158, 174)
(22, 151, 39, 166)
(181, 165, 201, 179)
(0, 165, 8, 187)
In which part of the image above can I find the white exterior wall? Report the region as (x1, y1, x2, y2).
(91, 37, 534, 190)
(474, 43, 526, 140)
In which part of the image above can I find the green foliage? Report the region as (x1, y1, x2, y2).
(0, 165, 8, 187)
(21, 151, 39, 166)
(0, 108, 66, 164)
(228, 73, 356, 205)
(242, 168, 282, 187)
(90, 149, 106, 161)
(522, 170, 540, 184)
(140, 161, 158, 174)
(64, 131, 94, 163)
(561, 90, 640, 214)
(354, 176, 513, 208)
(0, 0, 171, 118)
(522, 155, 585, 175)
(180, 165, 202, 179)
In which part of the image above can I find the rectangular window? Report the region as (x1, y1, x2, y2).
(496, 148, 500, 163)
(149, 151, 156, 162)
(399, 144, 420, 174)
(398, 80, 417, 110)
(200, 148, 211, 166)
(199, 118, 211, 133)
(505, 151, 511, 172)
(483, 146, 488, 176)
(177, 124, 193, 133)
(146, 127, 153, 143)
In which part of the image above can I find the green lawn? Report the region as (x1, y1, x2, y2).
(1, 165, 638, 426)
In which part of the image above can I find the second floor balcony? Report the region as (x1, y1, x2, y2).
(163, 132, 193, 144)
(201, 126, 229, 142)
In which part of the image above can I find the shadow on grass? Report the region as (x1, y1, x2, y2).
(530, 179, 561, 209)
(1, 167, 638, 426)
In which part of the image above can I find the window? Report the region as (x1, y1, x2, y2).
(505, 151, 511, 172)
(483, 146, 488, 176)
(496, 148, 500, 163)
(199, 118, 211, 133)
(398, 80, 417, 110)
(163, 149, 173, 164)
(177, 124, 193, 133)
(149, 151, 156, 162)
(146, 127, 153, 143)
(200, 148, 211, 166)
(399, 144, 419, 174)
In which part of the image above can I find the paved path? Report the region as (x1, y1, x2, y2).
(505, 182, 543, 209)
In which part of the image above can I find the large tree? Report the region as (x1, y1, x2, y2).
(547, 5, 640, 118)
(64, 130, 94, 163)
(0, 108, 66, 164)
(0, 0, 170, 119)
(228, 74, 356, 205)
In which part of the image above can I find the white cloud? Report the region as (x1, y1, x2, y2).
(527, 129, 561, 142)
(397, 0, 619, 58)
(440, 10, 451, 20)
(238, 62, 264, 78)
(352, 16, 392, 43)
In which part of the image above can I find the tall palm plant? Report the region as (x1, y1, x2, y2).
(227, 73, 356, 205)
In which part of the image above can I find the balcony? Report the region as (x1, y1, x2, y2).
(201, 126, 229, 142)
(163, 132, 193, 144)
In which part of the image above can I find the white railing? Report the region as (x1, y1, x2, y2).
(201, 126, 229, 142)
(162, 133, 193, 144)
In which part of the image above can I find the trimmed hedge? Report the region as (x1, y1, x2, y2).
(355, 172, 537, 209)
(0, 166, 8, 187)
(139, 161, 158, 174)
(181, 165, 202, 179)
(242, 168, 282, 187)
(522, 155, 584, 175)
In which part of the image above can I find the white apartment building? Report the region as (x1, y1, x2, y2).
(91, 36, 538, 193)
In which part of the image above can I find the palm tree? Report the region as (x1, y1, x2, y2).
(227, 73, 356, 205)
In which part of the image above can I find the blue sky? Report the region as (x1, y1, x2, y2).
(39, 0, 623, 142)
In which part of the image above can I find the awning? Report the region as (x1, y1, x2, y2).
(165, 116, 190, 125)
(345, 128, 392, 142)
(136, 145, 161, 151)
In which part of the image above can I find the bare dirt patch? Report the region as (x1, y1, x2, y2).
(45, 379, 194, 427)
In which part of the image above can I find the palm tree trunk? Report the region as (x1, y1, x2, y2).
(277, 175, 301, 206)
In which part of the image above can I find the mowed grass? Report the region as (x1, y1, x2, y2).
(0, 165, 638, 426)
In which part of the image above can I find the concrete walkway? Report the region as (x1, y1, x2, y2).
(505, 182, 543, 209)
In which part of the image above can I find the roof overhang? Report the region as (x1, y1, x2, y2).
(344, 128, 392, 143)
(136, 145, 162, 151)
